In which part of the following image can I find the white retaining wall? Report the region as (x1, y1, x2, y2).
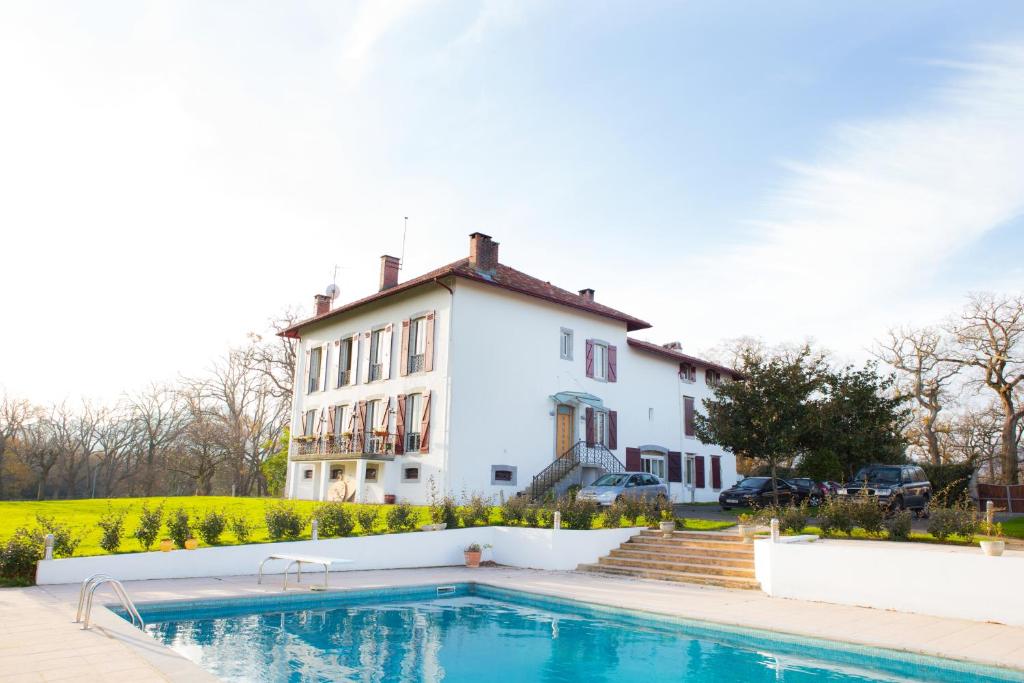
(35, 526, 643, 585)
(755, 538, 1024, 626)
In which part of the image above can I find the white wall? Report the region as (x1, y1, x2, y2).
(35, 527, 643, 585)
(447, 279, 735, 502)
(755, 538, 1024, 626)
(287, 284, 454, 505)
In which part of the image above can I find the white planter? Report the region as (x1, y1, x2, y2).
(980, 540, 1005, 557)
(659, 521, 676, 538)
(738, 524, 756, 544)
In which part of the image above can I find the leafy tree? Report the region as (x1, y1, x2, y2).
(261, 427, 290, 497)
(801, 362, 909, 481)
(694, 346, 824, 504)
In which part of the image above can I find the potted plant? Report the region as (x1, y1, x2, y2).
(980, 523, 1005, 557)
(464, 542, 491, 568)
(384, 494, 397, 504)
(184, 537, 199, 550)
(737, 513, 757, 544)
(159, 538, 173, 552)
(659, 510, 676, 538)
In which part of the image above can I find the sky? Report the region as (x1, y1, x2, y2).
(2, 1, 1024, 404)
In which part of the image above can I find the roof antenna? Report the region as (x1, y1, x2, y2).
(399, 216, 408, 270)
(324, 265, 340, 301)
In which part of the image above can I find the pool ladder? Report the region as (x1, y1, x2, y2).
(75, 573, 145, 631)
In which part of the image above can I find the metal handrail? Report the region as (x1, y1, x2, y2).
(529, 441, 626, 500)
(75, 575, 145, 631)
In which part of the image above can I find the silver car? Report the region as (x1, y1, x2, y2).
(576, 472, 669, 507)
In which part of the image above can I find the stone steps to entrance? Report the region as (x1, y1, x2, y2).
(577, 528, 759, 590)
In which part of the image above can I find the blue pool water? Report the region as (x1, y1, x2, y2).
(132, 583, 1022, 683)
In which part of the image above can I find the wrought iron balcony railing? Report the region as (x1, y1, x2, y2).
(528, 441, 625, 501)
(405, 431, 421, 453)
(407, 354, 425, 374)
(293, 431, 398, 458)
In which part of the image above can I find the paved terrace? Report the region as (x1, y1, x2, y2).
(3, 566, 1024, 681)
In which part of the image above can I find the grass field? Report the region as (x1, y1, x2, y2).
(0, 496, 734, 558)
(1003, 516, 1024, 539)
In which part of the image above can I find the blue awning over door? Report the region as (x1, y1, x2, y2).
(550, 391, 604, 409)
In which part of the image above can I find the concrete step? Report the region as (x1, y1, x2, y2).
(577, 563, 760, 590)
(625, 537, 753, 554)
(608, 547, 755, 568)
(638, 529, 741, 540)
(597, 555, 755, 578)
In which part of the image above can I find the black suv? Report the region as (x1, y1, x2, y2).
(838, 464, 931, 514)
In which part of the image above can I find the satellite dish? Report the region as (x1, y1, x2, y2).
(325, 284, 340, 300)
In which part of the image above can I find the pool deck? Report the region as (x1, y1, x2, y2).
(4, 566, 1024, 681)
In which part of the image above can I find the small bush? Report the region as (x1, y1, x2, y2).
(620, 496, 656, 526)
(849, 496, 885, 536)
(534, 506, 554, 528)
(356, 506, 378, 534)
(557, 496, 598, 530)
(458, 492, 491, 528)
(166, 508, 192, 548)
(522, 504, 541, 528)
(134, 502, 164, 550)
(921, 463, 973, 508)
(0, 527, 43, 582)
(565, 484, 582, 501)
(196, 510, 228, 545)
(265, 503, 304, 540)
(499, 494, 531, 526)
(928, 504, 978, 542)
(817, 497, 854, 537)
(33, 515, 81, 558)
(429, 479, 460, 528)
(228, 515, 253, 544)
(602, 501, 626, 529)
(386, 502, 418, 533)
(97, 505, 128, 553)
(886, 510, 912, 541)
(313, 502, 355, 538)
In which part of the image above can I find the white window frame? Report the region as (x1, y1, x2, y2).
(401, 465, 420, 483)
(560, 328, 573, 360)
(641, 452, 666, 481)
(593, 410, 608, 446)
(404, 393, 422, 452)
(365, 465, 379, 483)
(333, 404, 350, 435)
(337, 337, 353, 386)
(593, 342, 608, 381)
(368, 329, 385, 381)
(307, 346, 323, 393)
(303, 410, 316, 436)
(685, 454, 696, 487)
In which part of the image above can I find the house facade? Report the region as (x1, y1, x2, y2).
(281, 233, 739, 505)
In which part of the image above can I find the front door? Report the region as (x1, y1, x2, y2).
(555, 405, 574, 458)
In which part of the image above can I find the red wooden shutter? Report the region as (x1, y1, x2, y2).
(399, 319, 411, 376)
(423, 311, 435, 372)
(684, 397, 695, 437)
(585, 407, 595, 446)
(608, 410, 617, 449)
(695, 456, 706, 488)
(585, 340, 594, 377)
(419, 391, 431, 453)
(607, 345, 617, 382)
(625, 447, 641, 472)
(395, 394, 406, 454)
(355, 401, 367, 434)
(303, 349, 312, 394)
(667, 451, 682, 483)
(379, 397, 390, 431)
(327, 406, 336, 434)
(711, 455, 722, 489)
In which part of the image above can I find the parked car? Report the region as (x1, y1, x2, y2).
(837, 464, 931, 514)
(785, 478, 829, 506)
(718, 477, 796, 510)
(576, 472, 668, 506)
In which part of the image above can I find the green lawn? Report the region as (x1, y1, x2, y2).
(677, 518, 735, 531)
(1001, 516, 1024, 540)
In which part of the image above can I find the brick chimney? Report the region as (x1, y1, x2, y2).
(379, 255, 400, 291)
(313, 293, 331, 316)
(468, 232, 499, 274)
(578, 288, 595, 302)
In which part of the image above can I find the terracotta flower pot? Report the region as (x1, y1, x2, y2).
(464, 550, 481, 568)
(184, 538, 199, 550)
(159, 539, 173, 552)
(384, 494, 397, 505)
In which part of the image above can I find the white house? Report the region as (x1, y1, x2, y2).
(281, 233, 739, 505)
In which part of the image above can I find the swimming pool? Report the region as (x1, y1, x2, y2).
(131, 583, 1023, 682)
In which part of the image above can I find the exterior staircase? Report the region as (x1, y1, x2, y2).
(577, 529, 759, 590)
(525, 441, 625, 501)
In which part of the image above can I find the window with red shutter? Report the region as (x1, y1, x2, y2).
(585, 407, 595, 447)
(585, 340, 594, 378)
(695, 456, 706, 488)
(607, 345, 617, 382)
(667, 451, 682, 483)
(683, 396, 695, 437)
(625, 447, 641, 472)
(711, 455, 722, 489)
(607, 410, 617, 449)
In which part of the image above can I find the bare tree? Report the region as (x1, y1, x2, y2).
(91, 403, 139, 497)
(245, 307, 301, 406)
(874, 326, 960, 465)
(14, 409, 62, 500)
(128, 384, 187, 496)
(945, 403, 1004, 477)
(0, 393, 33, 498)
(169, 388, 230, 495)
(945, 293, 1024, 484)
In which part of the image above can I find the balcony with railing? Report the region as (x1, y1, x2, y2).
(404, 431, 421, 453)
(291, 431, 398, 461)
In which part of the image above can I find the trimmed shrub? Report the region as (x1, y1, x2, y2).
(458, 492, 491, 528)
(557, 496, 598, 530)
(385, 502, 418, 533)
(33, 515, 81, 558)
(166, 508, 192, 548)
(499, 494, 530, 526)
(0, 527, 43, 582)
(97, 505, 128, 553)
(849, 496, 885, 536)
(928, 504, 978, 542)
(356, 506, 378, 534)
(886, 510, 913, 541)
(534, 506, 554, 529)
(134, 502, 164, 551)
(228, 515, 253, 544)
(196, 510, 228, 545)
(313, 502, 355, 538)
(602, 501, 626, 529)
(620, 496, 655, 527)
(817, 497, 854, 537)
(565, 484, 582, 501)
(264, 503, 304, 540)
(752, 504, 807, 534)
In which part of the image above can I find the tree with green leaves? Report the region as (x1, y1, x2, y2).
(694, 345, 825, 504)
(261, 426, 290, 497)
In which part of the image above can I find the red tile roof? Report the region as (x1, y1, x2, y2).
(281, 258, 651, 338)
(626, 338, 741, 378)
